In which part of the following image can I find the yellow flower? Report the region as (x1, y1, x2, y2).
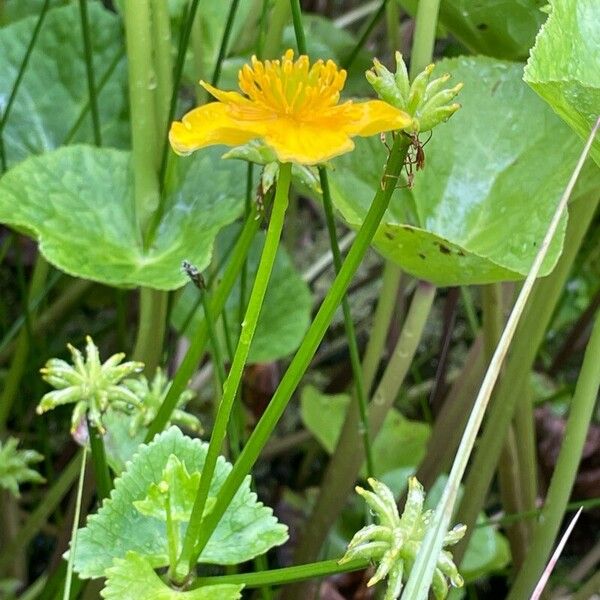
(169, 50, 412, 165)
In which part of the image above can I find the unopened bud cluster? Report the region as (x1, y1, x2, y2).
(367, 52, 462, 133)
(340, 477, 465, 600)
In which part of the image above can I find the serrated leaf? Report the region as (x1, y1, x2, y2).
(0, 3, 127, 167)
(398, 0, 547, 60)
(172, 225, 312, 363)
(300, 385, 430, 476)
(74, 427, 288, 578)
(0, 145, 247, 289)
(326, 56, 596, 286)
(102, 551, 243, 600)
(524, 0, 600, 167)
(133, 455, 202, 522)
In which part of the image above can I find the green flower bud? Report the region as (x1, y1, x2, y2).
(0, 437, 44, 497)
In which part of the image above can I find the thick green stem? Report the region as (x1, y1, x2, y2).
(133, 288, 168, 376)
(508, 312, 600, 599)
(289, 0, 307, 55)
(0, 255, 49, 430)
(189, 133, 412, 567)
(145, 205, 263, 441)
(409, 0, 441, 77)
(319, 166, 375, 477)
(361, 263, 402, 394)
(193, 558, 368, 589)
(150, 0, 173, 139)
(177, 164, 292, 578)
(385, 0, 400, 56)
(123, 0, 160, 236)
(78, 0, 101, 146)
(88, 420, 111, 500)
(290, 282, 435, 592)
(454, 193, 600, 563)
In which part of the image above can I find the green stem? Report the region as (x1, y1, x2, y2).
(409, 0, 441, 77)
(290, 281, 436, 584)
(508, 312, 600, 599)
(342, 0, 388, 70)
(460, 286, 480, 338)
(123, 0, 160, 236)
(262, 0, 290, 59)
(0, 255, 50, 430)
(385, 0, 400, 56)
(0, 0, 52, 172)
(0, 452, 81, 572)
(178, 163, 292, 577)
(133, 288, 168, 377)
(150, 0, 173, 139)
(200, 291, 228, 389)
(289, 0, 307, 54)
(88, 420, 111, 500)
(361, 262, 402, 394)
(62, 448, 87, 600)
(165, 490, 179, 580)
(210, 0, 241, 86)
(454, 193, 600, 563)
(145, 204, 263, 441)
(190, 133, 412, 567)
(78, 0, 102, 146)
(192, 558, 369, 589)
(319, 166, 375, 477)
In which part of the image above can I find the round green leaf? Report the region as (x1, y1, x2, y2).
(172, 226, 312, 363)
(74, 427, 288, 578)
(0, 145, 247, 289)
(0, 3, 128, 167)
(524, 0, 600, 167)
(327, 57, 592, 286)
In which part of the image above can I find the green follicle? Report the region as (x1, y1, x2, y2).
(340, 477, 465, 600)
(124, 368, 200, 436)
(37, 336, 144, 434)
(367, 52, 462, 134)
(0, 437, 44, 497)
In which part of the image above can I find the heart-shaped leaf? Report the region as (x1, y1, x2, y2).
(172, 226, 312, 363)
(524, 0, 600, 167)
(326, 56, 596, 286)
(102, 551, 243, 600)
(0, 3, 127, 167)
(74, 427, 288, 578)
(0, 145, 247, 289)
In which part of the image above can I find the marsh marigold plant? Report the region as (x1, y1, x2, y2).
(169, 49, 412, 165)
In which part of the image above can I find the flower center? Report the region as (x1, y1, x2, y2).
(238, 49, 347, 119)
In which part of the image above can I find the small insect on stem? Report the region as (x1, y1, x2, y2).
(182, 260, 206, 291)
(404, 131, 432, 188)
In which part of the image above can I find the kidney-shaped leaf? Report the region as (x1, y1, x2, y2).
(524, 0, 600, 167)
(102, 551, 243, 600)
(327, 57, 591, 286)
(74, 427, 288, 578)
(0, 3, 127, 167)
(0, 145, 247, 289)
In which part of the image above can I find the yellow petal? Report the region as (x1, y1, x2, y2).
(263, 119, 355, 165)
(342, 100, 412, 136)
(200, 81, 252, 107)
(169, 103, 263, 155)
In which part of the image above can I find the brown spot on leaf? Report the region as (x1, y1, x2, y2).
(419, 253, 426, 260)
